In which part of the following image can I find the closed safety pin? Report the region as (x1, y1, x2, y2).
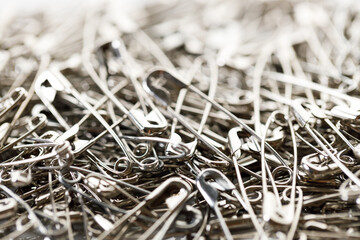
(84, 39, 168, 135)
(197, 168, 266, 238)
(34, 73, 71, 130)
(291, 98, 360, 186)
(0, 140, 72, 168)
(144, 68, 267, 179)
(35, 70, 158, 171)
(227, 127, 266, 236)
(98, 177, 191, 240)
(167, 55, 218, 158)
(262, 89, 360, 180)
(196, 169, 233, 240)
(0, 87, 27, 121)
(0, 114, 47, 154)
(260, 111, 295, 227)
(143, 67, 287, 165)
(297, 99, 360, 159)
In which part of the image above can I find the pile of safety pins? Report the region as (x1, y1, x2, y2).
(1, 0, 360, 239)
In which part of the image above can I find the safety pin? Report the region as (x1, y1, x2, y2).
(51, 79, 135, 161)
(96, 39, 148, 114)
(34, 71, 71, 130)
(301, 150, 356, 180)
(197, 168, 266, 238)
(291, 99, 360, 186)
(97, 177, 191, 240)
(0, 184, 48, 235)
(143, 67, 287, 165)
(228, 126, 288, 168)
(265, 90, 337, 160)
(166, 57, 203, 157)
(262, 90, 359, 162)
(260, 111, 295, 227)
(144, 70, 268, 179)
(2, 131, 59, 171)
(58, 173, 133, 220)
(74, 121, 190, 169)
(146, 191, 196, 240)
(0, 113, 47, 154)
(0, 87, 27, 121)
(70, 112, 137, 173)
(70, 166, 149, 196)
(198, 168, 247, 210)
(84, 174, 140, 204)
(100, 97, 159, 165)
(84, 39, 168, 135)
(36, 70, 156, 171)
(167, 56, 218, 159)
(227, 126, 270, 235)
(58, 85, 163, 174)
(0, 140, 72, 167)
(36, 66, 127, 136)
(196, 168, 234, 240)
(299, 100, 360, 157)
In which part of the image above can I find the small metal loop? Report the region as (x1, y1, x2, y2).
(281, 186, 301, 203)
(114, 157, 133, 176)
(272, 166, 293, 185)
(58, 170, 82, 185)
(132, 143, 150, 159)
(337, 150, 356, 166)
(246, 188, 262, 204)
(139, 157, 160, 171)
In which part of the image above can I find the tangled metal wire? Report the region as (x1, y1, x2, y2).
(1, 0, 360, 239)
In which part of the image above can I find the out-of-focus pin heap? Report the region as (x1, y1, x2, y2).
(1, 0, 360, 239)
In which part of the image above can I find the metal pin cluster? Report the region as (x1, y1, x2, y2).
(1, 0, 360, 239)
